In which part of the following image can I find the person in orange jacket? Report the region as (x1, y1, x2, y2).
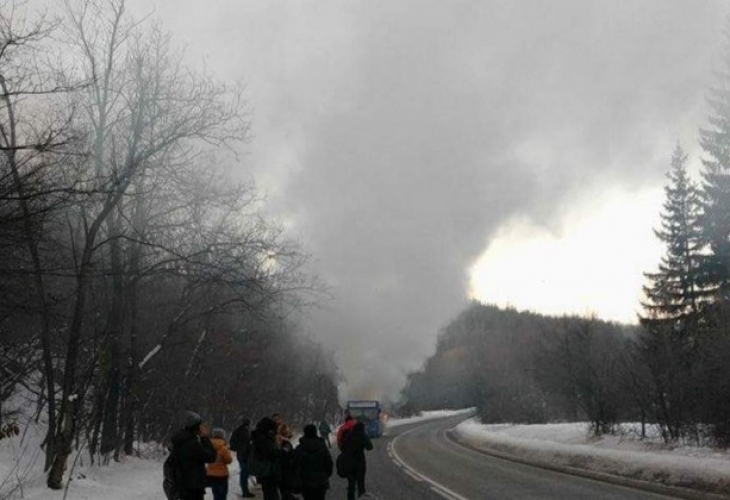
(206, 428, 233, 500)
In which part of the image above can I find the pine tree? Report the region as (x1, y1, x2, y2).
(643, 145, 704, 319)
(698, 20, 730, 301)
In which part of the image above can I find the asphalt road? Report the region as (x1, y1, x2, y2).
(324, 415, 680, 500)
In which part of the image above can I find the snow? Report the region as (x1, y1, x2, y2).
(0, 389, 248, 500)
(4, 404, 730, 498)
(0, 399, 166, 500)
(386, 408, 475, 429)
(454, 418, 730, 494)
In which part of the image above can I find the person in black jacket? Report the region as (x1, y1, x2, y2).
(342, 421, 373, 500)
(251, 417, 282, 500)
(170, 411, 217, 500)
(279, 436, 299, 500)
(295, 424, 333, 500)
(229, 417, 254, 498)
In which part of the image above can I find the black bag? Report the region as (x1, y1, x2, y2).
(162, 451, 182, 500)
(335, 452, 352, 478)
(249, 452, 271, 478)
(250, 450, 280, 480)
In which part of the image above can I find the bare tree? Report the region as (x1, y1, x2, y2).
(46, 0, 248, 487)
(0, 3, 84, 471)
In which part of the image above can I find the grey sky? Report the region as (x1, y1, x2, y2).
(129, 0, 726, 401)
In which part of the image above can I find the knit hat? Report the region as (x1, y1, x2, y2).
(303, 424, 317, 438)
(183, 411, 202, 429)
(212, 428, 226, 439)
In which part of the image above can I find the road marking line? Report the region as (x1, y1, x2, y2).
(430, 486, 464, 500)
(403, 469, 423, 482)
(391, 425, 470, 500)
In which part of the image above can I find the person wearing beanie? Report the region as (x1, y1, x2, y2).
(170, 411, 217, 500)
(206, 428, 233, 500)
(295, 424, 333, 500)
(251, 417, 282, 500)
(229, 417, 254, 498)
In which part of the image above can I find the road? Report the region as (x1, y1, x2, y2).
(324, 415, 680, 500)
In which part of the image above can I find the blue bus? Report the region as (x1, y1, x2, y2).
(346, 400, 383, 438)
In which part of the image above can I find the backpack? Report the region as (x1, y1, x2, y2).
(249, 447, 275, 479)
(163, 450, 182, 500)
(335, 452, 353, 478)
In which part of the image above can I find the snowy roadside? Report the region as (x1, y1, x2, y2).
(13, 407, 726, 499)
(0, 405, 253, 500)
(0, 409, 176, 500)
(452, 418, 730, 497)
(385, 408, 475, 430)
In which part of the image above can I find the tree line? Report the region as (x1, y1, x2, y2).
(401, 15, 730, 448)
(0, 0, 338, 490)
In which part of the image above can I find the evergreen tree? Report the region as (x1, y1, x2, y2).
(643, 145, 704, 319)
(698, 20, 730, 301)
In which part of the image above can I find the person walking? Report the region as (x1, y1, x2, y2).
(271, 414, 297, 500)
(230, 417, 255, 498)
(336, 414, 355, 451)
(295, 424, 333, 500)
(278, 423, 299, 500)
(251, 417, 282, 500)
(317, 420, 332, 449)
(341, 421, 373, 500)
(206, 428, 233, 500)
(169, 411, 217, 500)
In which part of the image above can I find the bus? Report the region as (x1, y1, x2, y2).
(346, 400, 383, 438)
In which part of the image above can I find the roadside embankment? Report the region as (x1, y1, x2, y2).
(450, 418, 730, 499)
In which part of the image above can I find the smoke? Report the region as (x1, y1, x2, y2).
(129, 0, 725, 400)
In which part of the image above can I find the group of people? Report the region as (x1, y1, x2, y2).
(166, 410, 372, 500)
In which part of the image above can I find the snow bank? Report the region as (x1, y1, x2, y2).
(386, 408, 475, 429)
(453, 418, 730, 496)
(0, 409, 168, 500)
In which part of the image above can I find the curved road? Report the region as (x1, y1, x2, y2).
(324, 415, 679, 500)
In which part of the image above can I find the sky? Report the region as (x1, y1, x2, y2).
(123, 0, 727, 401)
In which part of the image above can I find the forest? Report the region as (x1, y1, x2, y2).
(0, 0, 338, 490)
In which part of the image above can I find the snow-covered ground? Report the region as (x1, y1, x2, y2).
(454, 418, 730, 495)
(385, 408, 475, 430)
(4, 407, 730, 498)
(0, 410, 170, 500)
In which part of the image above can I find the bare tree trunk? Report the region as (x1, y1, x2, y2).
(88, 384, 105, 462)
(122, 189, 145, 455)
(0, 73, 58, 472)
(47, 185, 131, 488)
(100, 210, 124, 460)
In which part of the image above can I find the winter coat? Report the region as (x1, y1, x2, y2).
(318, 421, 331, 436)
(279, 439, 301, 491)
(170, 428, 217, 493)
(251, 421, 281, 481)
(206, 437, 233, 478)
(295, 436, 333, 490)
(229, 424, 252, 458)
(336, 419, 356, 451)
(342, 428, 372, 466)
